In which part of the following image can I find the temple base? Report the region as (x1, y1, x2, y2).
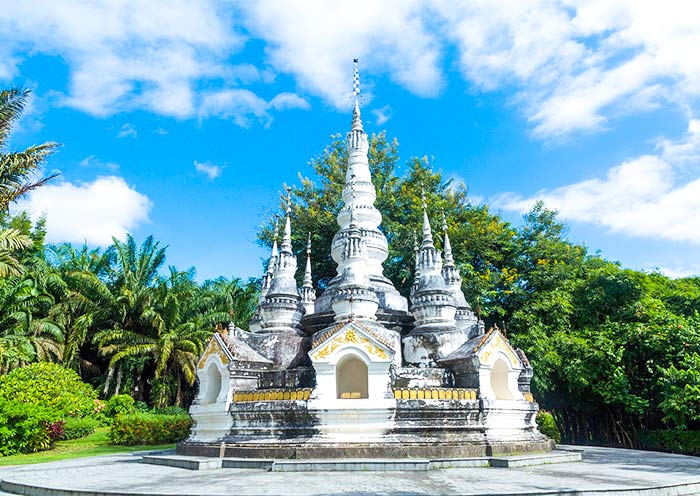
(177, 439, 555, 459)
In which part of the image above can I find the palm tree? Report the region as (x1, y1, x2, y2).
(0, 270, 65, 374)
(91, 235, 167, 397)
(199, 276, 259, 329)
(0, 88, 59, 276)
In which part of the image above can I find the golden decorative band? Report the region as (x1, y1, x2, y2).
(233, 388, 312, 403)
(392, 388, 477, 400)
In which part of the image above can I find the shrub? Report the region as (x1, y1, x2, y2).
(536, 410, 562, 443)
(0, 363, 97, 418)
(155, 405, 188, 416)
(639, 429, 700, 456)
(0, 399, 57, 456)
(104, 394, 135, 418)
(61, 417, 99, 440)
(109, 412, 192, 446)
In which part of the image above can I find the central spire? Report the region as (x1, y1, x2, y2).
(315, 59, 408, 315)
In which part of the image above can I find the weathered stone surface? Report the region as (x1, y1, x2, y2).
(185, 63, 541, 455)
(5, 446, 700, 495)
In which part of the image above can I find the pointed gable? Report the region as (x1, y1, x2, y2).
(197, 332, 273, 370)
(197, 333, 233, 369)
(439, 326, 520, 369)
(309, 320, 394, 363)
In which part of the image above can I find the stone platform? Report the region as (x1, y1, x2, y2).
(177, 439, 554, 459)
(2, 446, 700, 495)
(143, 448, 580, 471)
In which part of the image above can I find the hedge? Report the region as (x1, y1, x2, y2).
(639, 429, 700, 456)
(104, 394, 135, 418)
(109, 413, 192, 445)
(61, 417, 100, 440)
(536, 410, 562, 443)
(0, 363, 97, 418)
(0, 399, 58, 456)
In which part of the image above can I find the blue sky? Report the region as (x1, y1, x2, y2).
(2, 1, 700, 281)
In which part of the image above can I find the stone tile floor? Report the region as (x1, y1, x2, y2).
(1, 445, 699, 495)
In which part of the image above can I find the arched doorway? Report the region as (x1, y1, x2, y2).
(336, 354, 368, 399)
(490, 358, 513, 400)
(202, 363, 222, 404)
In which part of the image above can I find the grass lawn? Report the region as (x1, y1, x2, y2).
(0, 427, 175, 467)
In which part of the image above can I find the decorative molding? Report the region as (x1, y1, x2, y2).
(312, 327, 389, 361)
(197, 337, 230, 370)
(479, 333, 520, 368)
(393, 388, 477, 400)
(233, 388, 313, 402)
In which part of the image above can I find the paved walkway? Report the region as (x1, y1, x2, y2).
(1, 445, 699, 495)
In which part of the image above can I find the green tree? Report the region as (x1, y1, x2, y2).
(0, 88, 58, 276)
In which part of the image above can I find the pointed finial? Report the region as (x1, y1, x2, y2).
(351, 58, 364, 132)
(442, 209, 455, 267)
(421, 188, 434, 247)
(266, 215, 280, 275)
(353, 58, 360, 102)
(285, 186, 292, 216)
(279, 186, 293, 254)
(302, 232, 313, 289)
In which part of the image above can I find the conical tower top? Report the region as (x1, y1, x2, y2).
(351, 58, 363, 132)
(280, 187, 293, 254)
(303, 232, 313, 288)
(268, 216, 279, 273)
(421, 188, 435, 249)
(442, 209, 455, 267)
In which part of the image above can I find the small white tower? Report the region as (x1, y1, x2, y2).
(299, 232, 316, 316)
(259, 190, 303, 333)
(410, 193, 457, 332)
(441, 210, 478, 330)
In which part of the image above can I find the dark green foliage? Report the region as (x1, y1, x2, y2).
(60, 417, 99, 440)
(154, 405, 188, 416)
(2, 124, 700, 454)
(0, 363, 97, 418)
(104, 394, 135, 418)
(0, 398, 56, 455)
(658, 353, 700, 429)
(639, 430, 700, 456)
(258, 133, 700, 449)
(109, 412, 192, 445)
(536, 411, 561, 443)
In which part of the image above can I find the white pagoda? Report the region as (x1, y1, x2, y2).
(182, 61, 550, 459)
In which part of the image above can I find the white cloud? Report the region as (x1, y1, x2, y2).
(0, 0, 240, 118)
(437, 0, 700, 137)
(241, 0, 700, 137)
(194, 160, 223, 180)
(372, 105, 392, 126)
(3, 1, 700, 138)
(494, 118, 700, 243)
(238, 0, 443, 107)
(653, 265, 700, 279)
(153, 127, 169, 135)
(79, 155, 120, 171)
(268, 93, 311, 111)
(200, 89, 309, 127)
(16, 176, 152, 245)
(117, 123, 137, 138)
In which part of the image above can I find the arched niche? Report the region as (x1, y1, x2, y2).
(335, 353, 368, 399)
(490, 358, 513, 400)
(201, 362, 223, 404)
